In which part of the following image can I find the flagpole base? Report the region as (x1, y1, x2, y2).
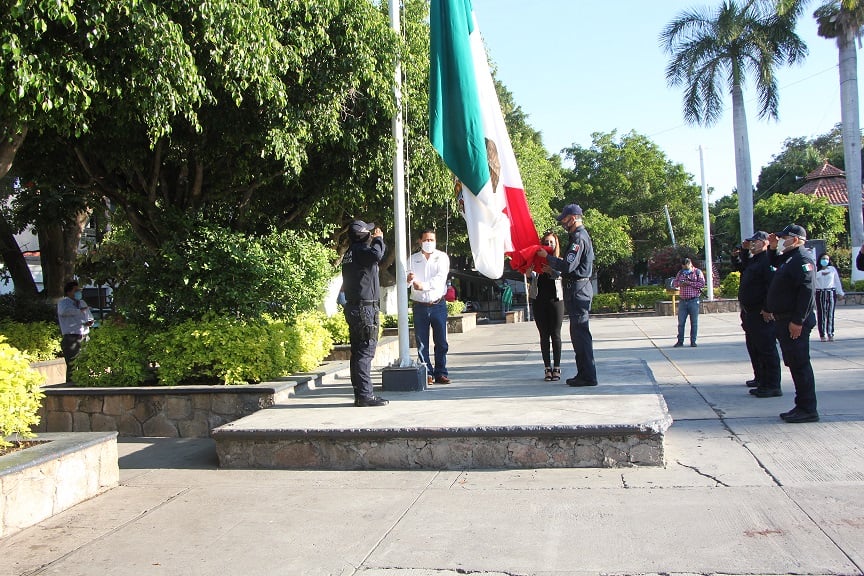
(382, 364, 427, 392)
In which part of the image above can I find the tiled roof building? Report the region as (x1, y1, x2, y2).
(794, 160, 864, 206)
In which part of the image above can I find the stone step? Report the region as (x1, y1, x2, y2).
(212, 359, 672, 470)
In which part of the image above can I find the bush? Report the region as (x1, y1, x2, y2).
(648, 245, 700, 279)
(719, 272, 740, 299)
(620, 286, 666, 310)
(81, 222, 336, 328)
(72, 321, 153, 387)
(281, 312, 333, 374)
(446, 300, 465, 316)
(322, 311, 350, 345)
(0, 293, 56, 323)
(146, 313, 332, 386)
(0, 337, 45, 447)
(0, 320, 61, 361)
(592, 292, 622, 312)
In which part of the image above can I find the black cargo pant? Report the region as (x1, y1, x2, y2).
(344, 302, 380, 401)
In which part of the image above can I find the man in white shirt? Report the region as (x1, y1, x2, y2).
(407, 229, 451, 384)
(56, 280, 95, 384)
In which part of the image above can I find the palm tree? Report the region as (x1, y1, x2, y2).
(661, 1, 807, 240)
(778, 0, 864, 273)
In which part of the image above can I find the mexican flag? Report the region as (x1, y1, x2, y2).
(429, 0, 538, 279)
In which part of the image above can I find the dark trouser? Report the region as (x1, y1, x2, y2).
(413, 301, 449, 378)
(61, 333, 86, 383)
(741, 309, 781, 390)
(815, 289, 836, 338)
(677, 297, 700, 344)
(564, 283, 596, 383)
(533, 298, 565, 367)
(344, 303, 380, 400)
(774, 312, 817, 413)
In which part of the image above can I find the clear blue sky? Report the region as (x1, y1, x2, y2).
(469, 0, 854, 202)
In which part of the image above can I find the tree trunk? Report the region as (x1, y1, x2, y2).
(0, 211, 38, 297)
(838, 35, 864, 281)
(731, 82, 754, 241)
(38, 211, 90, 299)
(0, 125, 27, 181)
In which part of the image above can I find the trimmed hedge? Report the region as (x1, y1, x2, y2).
(0, 337, 45, 447)
(71, 313, 333, 387)
(0, 320, 61, 362)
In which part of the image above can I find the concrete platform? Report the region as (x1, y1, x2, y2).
(212, 352, 672, 469)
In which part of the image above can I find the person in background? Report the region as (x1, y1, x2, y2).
(765, 224, 818, 423)
(341, 220, 388, 407)
(57, 280, 95, 384)
(535, 203, 597, 387)
(529, 230, 565, 381)
(500, 280, 513, 313)
(814, 252, 844, 342)
(857, 242, 864, 271)
(445, 280, 457, 302)
(732, 231, 781, 398)
(408, 229, 451, 385)
(672, 258, 706, 347)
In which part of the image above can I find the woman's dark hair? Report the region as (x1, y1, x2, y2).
(63, 280, 80, 294)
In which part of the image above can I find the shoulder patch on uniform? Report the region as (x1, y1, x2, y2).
(570, 243, 579, 252)
(802, 262, 814, 272)
(566, 252, 577, 263)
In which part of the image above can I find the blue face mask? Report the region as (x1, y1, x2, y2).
(73, 290, 83, 300)
(819, 259, 829, 267)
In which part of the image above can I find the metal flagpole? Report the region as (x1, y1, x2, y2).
(381, 0, 424, 390)
(699, 145, 715, 300)
(389, 0, 411, 366)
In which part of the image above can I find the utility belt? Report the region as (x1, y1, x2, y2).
(412, 298, 443, 306)
(563, 277, 590, 287)
(346, 299, 379, 306)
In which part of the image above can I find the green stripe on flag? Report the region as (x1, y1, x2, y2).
(429, 0, 490, 196)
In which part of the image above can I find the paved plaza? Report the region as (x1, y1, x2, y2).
(3, 308, 863, 576)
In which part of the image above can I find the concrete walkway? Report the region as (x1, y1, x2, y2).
(3, 309, 864, 575)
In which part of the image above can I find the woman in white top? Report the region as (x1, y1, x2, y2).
(814, 252, 844, 342)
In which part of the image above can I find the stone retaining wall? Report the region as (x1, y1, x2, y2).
(1, 432, 118, 538)
(35, 379, 305, 438)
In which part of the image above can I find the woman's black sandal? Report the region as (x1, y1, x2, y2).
(544, 368, 553, 381)
(551, 367, 561, 381)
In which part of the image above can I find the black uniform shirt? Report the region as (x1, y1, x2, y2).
(737, 250, 774, 311)
(341, 236, 385, 303)
(547, 225, 594, 280)
(766, 245, 816, 325)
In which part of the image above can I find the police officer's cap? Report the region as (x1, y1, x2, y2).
(556, 204, 583, 221)
(746, 231, 769, 242)
(349, 220, 375, 241)
(776, 224, 807, 239)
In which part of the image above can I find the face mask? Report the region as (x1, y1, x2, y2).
(73, 290, 83, 301)
(819, 259, 829, 267)
(421, 240, 436, 253)
(776, 238, 786, 253)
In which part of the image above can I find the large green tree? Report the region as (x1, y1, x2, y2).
(562, 130, 703, 261)
(661, 1, 807, 240)
(1, 1, 207, 297)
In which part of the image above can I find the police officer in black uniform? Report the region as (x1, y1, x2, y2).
(536, 203, 597, 387)
(732, 230, 781, 397)
(765, 224, 818, 423)
(341, 220, 388, 407)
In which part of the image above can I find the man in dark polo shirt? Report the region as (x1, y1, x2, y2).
(765, 224, 818, 423)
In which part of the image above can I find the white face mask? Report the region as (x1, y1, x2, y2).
(776, 238, 786, 253)
(421, 240, 436, 253)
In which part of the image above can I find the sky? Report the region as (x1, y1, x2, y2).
(469, 0, 856, 201)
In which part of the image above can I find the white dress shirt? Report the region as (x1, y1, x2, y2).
(409, 250, 450, 303)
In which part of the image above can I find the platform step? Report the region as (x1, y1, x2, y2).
(212, 359, 672, 470)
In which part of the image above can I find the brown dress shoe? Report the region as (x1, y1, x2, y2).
(434, 375, 451, 384)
